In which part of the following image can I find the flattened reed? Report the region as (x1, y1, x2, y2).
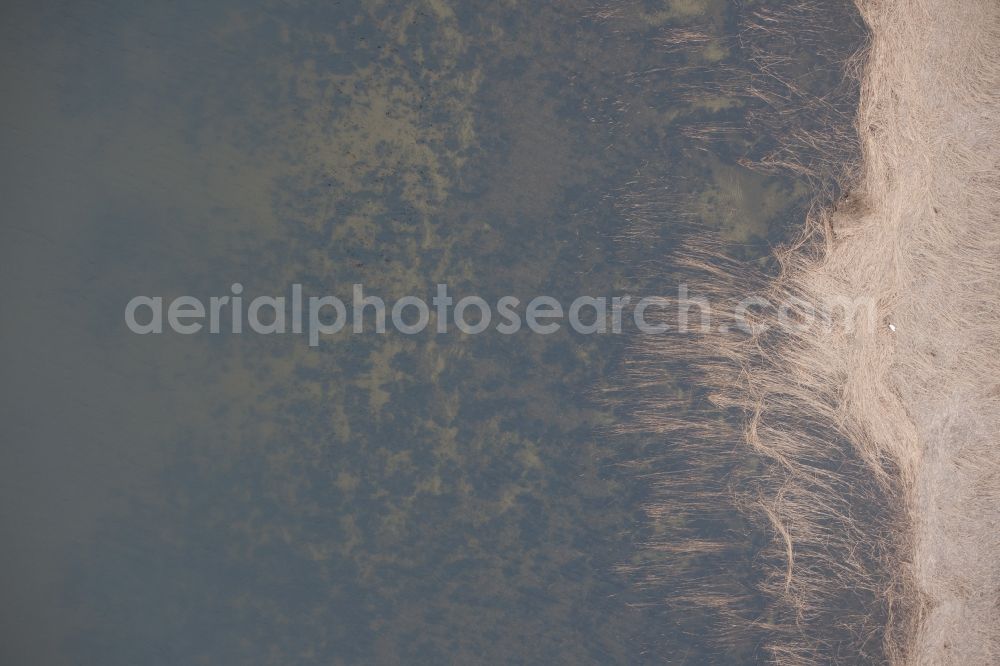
(609, 1, 1000, 662)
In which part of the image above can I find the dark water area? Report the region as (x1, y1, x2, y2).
(0, 0, 864, 663)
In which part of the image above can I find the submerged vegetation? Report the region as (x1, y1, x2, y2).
(38, 1, 832, 662)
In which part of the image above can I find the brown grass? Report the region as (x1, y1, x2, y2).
(611, 0, 1000, 662)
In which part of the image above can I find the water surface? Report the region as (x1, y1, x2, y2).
(0, 1, 862, 663)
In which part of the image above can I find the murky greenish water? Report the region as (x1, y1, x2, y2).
(0, 0, 862, 663)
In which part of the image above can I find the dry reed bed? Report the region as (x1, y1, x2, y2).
(612, 0, 999, 662)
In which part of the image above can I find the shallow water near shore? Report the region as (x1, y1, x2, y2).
(0, 0, 864, 663)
